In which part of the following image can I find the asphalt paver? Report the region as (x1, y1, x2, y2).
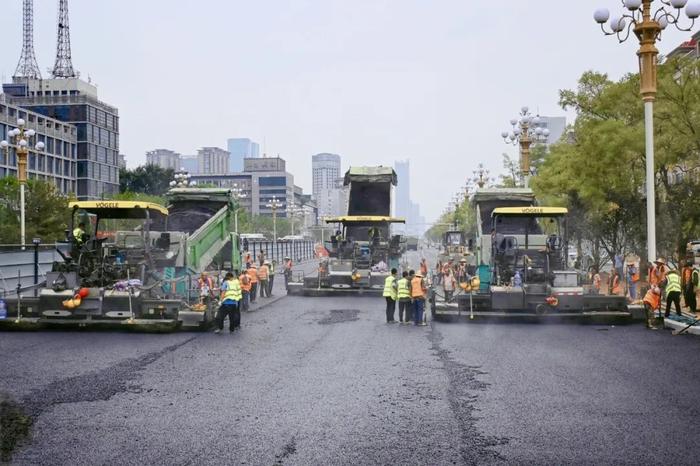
(2, 276, 700, 464)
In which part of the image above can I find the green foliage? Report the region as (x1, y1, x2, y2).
(119, 164, 174, 196)
(0, 177, 71, 244)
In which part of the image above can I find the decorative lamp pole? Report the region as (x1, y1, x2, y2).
(265, 195, 284, 243)
(169, 170, 192, 188)
(472, 163, 492, 189)
(501, 107, 550, 188)
(593, 0, 700, 264)
(1, 119, 45, 246)
(231, 183, 247, 234)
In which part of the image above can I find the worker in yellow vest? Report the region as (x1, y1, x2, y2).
(216, 271, 242, 334)
(383, 268, 398, 323)
(664, 269, 682, 318)
(411, 270, 428, 326)
(397, 271, 412, 324)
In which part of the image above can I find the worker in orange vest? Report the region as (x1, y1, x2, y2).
(248, 264, 259, 303)
(419, 258, 428, 278)
(284, 256, 293, 290)
(411, 270, 428, 326)
(643, 286, 661, 330)
(649, 258, 668, 288)
(239, 269, 252, 311)
(258, 261, 270, 298)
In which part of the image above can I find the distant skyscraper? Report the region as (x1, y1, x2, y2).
(312, 153, 341, 197)
(146, 149, 180, 171)
(394, 160, 411, 223)
(227, 138, 260, 172)
(198, 147, 229, 174)
(180, 155, 198, 174)
(540, 116, 566, 145)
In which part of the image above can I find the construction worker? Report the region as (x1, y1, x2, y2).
(268, 260, 276, 296)
(650, 258, 668, 289)
(664, 268, 682, 317)
(435, 260, 443, 286)
(248, 264, 259, 303)
(73, 222, 86, 246)
(383, 268, 398, 323)
(197, 271, 215, 304)
(244, 251, 252, 269)
(258, 261, 270, 298)
(411, 270, 428, 326)
(216, 271, 242, 334)
(626, 262, 639, 300)
(239, 269, 251, 311)
(610, 269, 622, 296)
(397, 271, 412, 324)
(443, 268, 456, 302)
(592, 268, 602, 294)
(419, 258, 428, 278)
(284, 256, 293, 290)
(642, 286, 661, 330)
(681, 260, 697, 313)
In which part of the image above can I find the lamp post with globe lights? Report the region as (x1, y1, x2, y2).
(593, 0, 700, 263)
(501, 107, 550, 188)
(1, 119, 45, 247)
(265, 196, 284, 243)
(169, 170, 192, 188)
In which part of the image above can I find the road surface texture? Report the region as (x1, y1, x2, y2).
(2, 270, 700, 464)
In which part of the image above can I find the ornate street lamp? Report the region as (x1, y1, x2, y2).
(593, 0, 700, 262)
(1, 119, 45, 247)
(265, 195, 284, 243)
(169, 170, 192, 188)
(501, 107, 550, 188)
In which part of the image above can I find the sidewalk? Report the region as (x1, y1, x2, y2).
(243, 259, 318, 312)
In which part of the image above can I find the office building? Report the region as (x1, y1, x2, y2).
(197, 147, 229, 174)
(146, 149, 180, 171)
(118, 153, 126, 169)
(539, 116, 566, 146)
(180, 155, 198, 174)
(3, 77, 120, 199)
(227, 138, 260, 172)
(312, 153, 341, 198)
(0, 99, 78, 194)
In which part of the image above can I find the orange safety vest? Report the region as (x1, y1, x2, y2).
(258, 265, 269, 280)
(248, 267, 258, 284)
(420, 263, 428, 276)
(611, 276, 622, 295)
(239, 274, 252, 292)
(643, 289, 661, 310)
(411, 276, 426, 299)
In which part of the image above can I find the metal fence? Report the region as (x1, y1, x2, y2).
(242, 240, 316, 265)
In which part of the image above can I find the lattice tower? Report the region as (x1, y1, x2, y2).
(14, 0, 42, 79)
(52, 0, 77, 78)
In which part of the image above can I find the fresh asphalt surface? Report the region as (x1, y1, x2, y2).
(2, 256, 700, 464)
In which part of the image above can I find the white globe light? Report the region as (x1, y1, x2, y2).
(624, 0, 642, 11)
(35, 141, 45, 150)
(513, 127, 522, 136)
(16, 118, 25, 127)
(18, 139, 27, 147)
(522, 115, 532, 124)
(169, 181, 176, 186)
(543, 128, 550, 137)
(0, 140, 8, 148)
(658, 15, 669, 29)
(509, 118, 518, 126)
(672, 0, 688, 8)
(26, 129, 35, 137)
(508, 133, 515, 140)
(532, 116, 541, 125)
(686, 1, 700, 18)
(501, 131, 509, 138)
(609, 16, 623, 32)
(521, 106, 529, 114)
(9, 129, 18, 137)
(594, 8, 610, 23)
(535, 127, 543, 135)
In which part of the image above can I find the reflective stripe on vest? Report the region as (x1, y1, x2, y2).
(666, 273, 681, 293)
(397, 278, 411, 299)
(411, 277, 425, 299)
(223, 279, 242, 301)
(383, 276, 397, 299)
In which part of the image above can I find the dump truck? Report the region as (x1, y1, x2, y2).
(430, 187, 629, 320)
(287, 166, 405, 296)
(0, 188, 240, 331)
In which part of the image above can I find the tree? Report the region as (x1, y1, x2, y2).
(0, 178, 71, 244)
(119, 165, 174, 196)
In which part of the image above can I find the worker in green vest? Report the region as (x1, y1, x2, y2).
(216, 271, 242, 334)
(396, 271, 412, 324)
(383, 268, 398, 323)
(664, 269, 682, 318)
(73, 222, 86, 246)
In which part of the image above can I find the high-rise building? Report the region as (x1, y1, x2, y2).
(117, 153, 126, 169)
(227, 138, 260, 172)
(394, 160, 410, 222)
(180, 155, 198, 174)
(146, 149, 180, 171)
(0, 100, 78, 194)
(539, 116, 566, 146)
(3, 77, 120, 199)
(197, 147, 229, 174)
(312, 153, 341, 198)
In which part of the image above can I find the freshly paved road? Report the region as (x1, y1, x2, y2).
(2, 260, 700, 464)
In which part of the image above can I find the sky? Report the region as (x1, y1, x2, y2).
(0, 0, 696, 224)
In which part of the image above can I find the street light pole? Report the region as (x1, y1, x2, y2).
(501, 108, 549, 188)
(594, 0, 700, 262)
(1, 118, 45, 247)
(265, 196, 284, 243)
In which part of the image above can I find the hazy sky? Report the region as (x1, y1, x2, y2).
(0, 1, 695, 223)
